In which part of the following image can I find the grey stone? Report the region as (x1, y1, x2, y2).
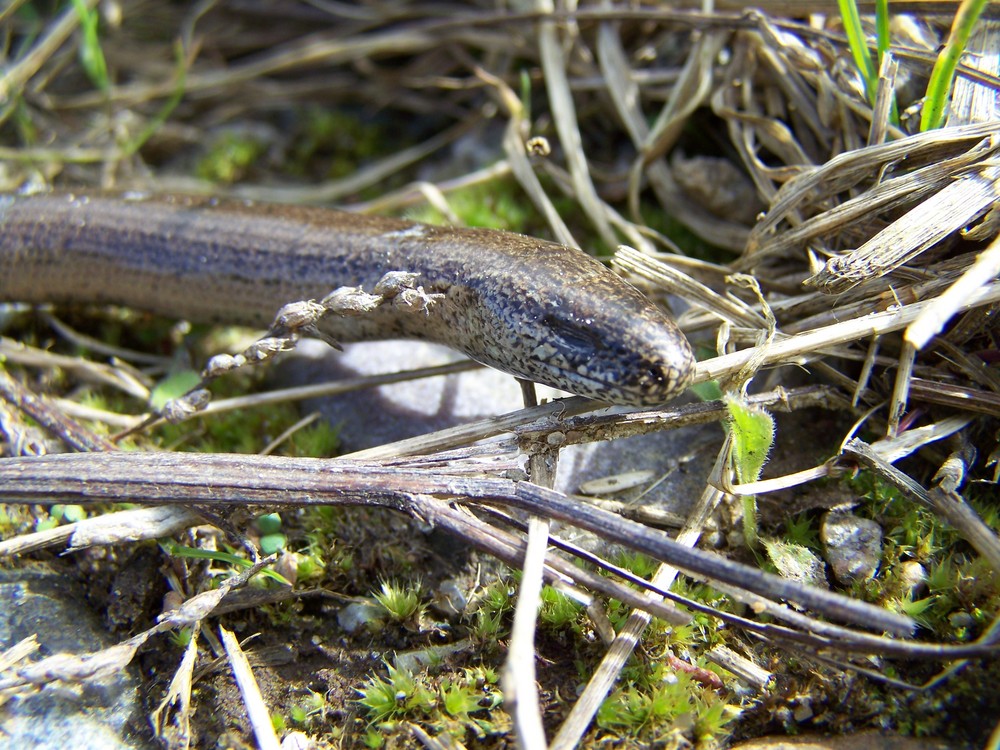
(820, 513, 883, 584)
(276, 340, 564, 452)
(548, 417, 721, 555)
(336, 600, 383, 634)
(0, 566, 148, 750)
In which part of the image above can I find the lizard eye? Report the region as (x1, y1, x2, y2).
(544, 315, 603, 356)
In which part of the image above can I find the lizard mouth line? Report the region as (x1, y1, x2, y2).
(533, 360, 657, 407)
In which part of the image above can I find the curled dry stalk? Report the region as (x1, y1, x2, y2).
(1, 2, 999, 747)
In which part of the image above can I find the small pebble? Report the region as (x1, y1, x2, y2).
(897, 560, 927, 597)
(792, 701, 814, 722)
(337, 600, 383, 633)
(948, 611, 974, 629)
(703, 530, 726, 549)
(281, 731, 315, 750)
(820, 512, 883, 584)
(432, 579, 468, 616)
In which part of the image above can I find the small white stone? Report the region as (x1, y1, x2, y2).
(578, 470, 655, 496)
(792, 701, 814, 722)
(898, 560, 927, 597)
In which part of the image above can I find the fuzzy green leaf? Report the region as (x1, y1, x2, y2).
(724, 395, 775, 485)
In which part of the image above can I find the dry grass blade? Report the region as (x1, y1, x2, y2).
(807, 156, 1000, 293)
(0, 505, 199, 557)
(0, 0, 98, 104)
(695, 280, 1000, 386)
(150, 626, 199, 749)
(0, 337, 151, 402)
(219, 627, 281, 750)
(501, 516, 548, 749)
(744, 121, 1000, 264)
(905, 180, 1000, 351)
(534, 0, 616, 248)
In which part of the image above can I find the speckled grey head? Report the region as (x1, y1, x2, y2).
(386, 225, 697, 407)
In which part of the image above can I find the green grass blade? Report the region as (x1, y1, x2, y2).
(165, 543, 292, 585)
(874, 0, 900, 127)
(921, 0, 989, 130)
(838, 0, 878, 102)
(71, 0, 109, 92)
(122, 40, 188, 156)
(875, 0, 891, 62)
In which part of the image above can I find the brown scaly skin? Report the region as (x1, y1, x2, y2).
(0, 191, 695, 406)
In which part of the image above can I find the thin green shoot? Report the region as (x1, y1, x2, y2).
(838, 0, 878, 103)
(71, 0, 109, 92)
(121, 40, 188, 156)
(874, 0, 900, 126)
(164, 543, 291, 585)
(874, 0, 891, 62)
(921, 0, 989, 130)
(838, 0, 900, 127)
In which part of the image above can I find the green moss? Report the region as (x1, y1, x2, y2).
(357, 663, 434, 723)
(406, 178, 536, 234)
(539, 585, 584, 632)
(152, 369, 303, 455)
(611, 550, 660, 579)
(783, 511, 822, 551)
(0, 504, 32, 538)
(439, 679, 483, 720)
(372, 578, 425, 623)
(355, 661, 507, 744)
(286, 420, 340, 457)
(288, 690, 326, 727)
(467, 578, 514, 644)
(286, 108, 388, 180)
(195, 132, 268, 184)
(597, 670, 738, 744)
(269, 712, 286, 734)
(845, 472, 999, 639)
(640, 201, 732, 262)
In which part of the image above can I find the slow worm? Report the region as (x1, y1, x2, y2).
(0, 190, 694, 406)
